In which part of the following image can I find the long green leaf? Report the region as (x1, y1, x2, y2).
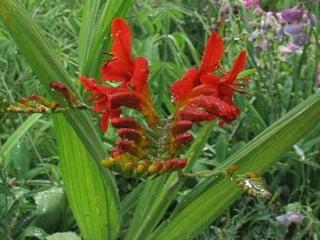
(0, 114, 41, 167)
(0, 1, 121, 239)
(150, 92, 320, 240)
(55, 115, 119, 240)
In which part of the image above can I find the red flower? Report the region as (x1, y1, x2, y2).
(170, 32, 247, 124)
(101, 18, 149, 94)
(80, 18, 158, 132)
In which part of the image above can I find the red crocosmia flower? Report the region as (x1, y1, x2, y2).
(171, 32, 247, 121)
(171, 32, 224, 103)
(169, 32, 247, 155)
(80, 18, 158, 132)
(101, 18, 149, 94)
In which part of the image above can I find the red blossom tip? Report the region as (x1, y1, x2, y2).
(111, 18, 133, 64)
(200, 32, 224, 74)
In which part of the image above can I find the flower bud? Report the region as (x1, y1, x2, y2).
(174, 132, 193, 145)
(101, 158, 116, 168)
(172, 120, 193, 135)
(109, 91, 141, 109)
(111, 117, 140, 129)
(179, 107, 211, 122)
(148, 162, 162, 174)
(118, 128, 143, 142)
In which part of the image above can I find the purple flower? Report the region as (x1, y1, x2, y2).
(280, 7, 303, 23)
(241, 0, 263, 13)
(293, 33, 309, 46)
(276, 213, 304, 226)
(283, 23, 305, 35)
(278, 43, 302, 55)
(310, 14, 317, 26)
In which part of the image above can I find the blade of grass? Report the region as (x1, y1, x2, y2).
(150, 91, 320, 240)
(0, 114, 42, 167)
(54, 114, 119, 240)
(78, 0, 101, 72)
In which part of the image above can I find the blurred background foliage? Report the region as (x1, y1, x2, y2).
(0, 0, 319, 239)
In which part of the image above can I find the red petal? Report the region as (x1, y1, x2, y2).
(200, 73, 221, 89)
(226, 50, 247, 83)
(199, 32, 224, 74)
(171, 68, 199, 102)
(101, 59, 133, 82)
(101, 111, 109, 132)
(130, 57, 149, 92)
(111, 18, 133, 64)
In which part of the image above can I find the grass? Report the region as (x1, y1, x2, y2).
(0, 0, 320, 239)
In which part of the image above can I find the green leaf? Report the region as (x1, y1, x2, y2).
(33, 187, 66, 230)
(0, 114, 41, 168)
(46, 232, 81, 240)
(150, 92, 320, 240)
(54, 115, 120, 240)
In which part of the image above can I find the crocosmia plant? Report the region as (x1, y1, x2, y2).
(1, 1, 319, 239)
(80, 18, 247, 178)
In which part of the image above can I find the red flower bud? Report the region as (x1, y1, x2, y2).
(111, 117, 140, 129)
(30, 94, 44, 102)
(179, 107, 212, 122)
(175, 159, 187, 169)
(116, 140, 137, 154)
(118, 128, 142, 142)
(50, 81, 69, 93)
(109, 91, 141, 109)
(19, 97, 29, 105)
(148, 162, 162, 174)
(172, 120, 193, 135)
(174, 132, 193, 145)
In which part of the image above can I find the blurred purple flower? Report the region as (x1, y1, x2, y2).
(293, 33, 309, 46)
(279, 43, 302, 55)
(279, 7, 303, 23)
(241, 0, 263, 13)
(276, 213, 304, 226)
(310, 14, 317, 26)
(283, 23, 305, 35)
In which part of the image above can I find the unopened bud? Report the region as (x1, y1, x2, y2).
(172, 120, 193, 135)
(179, 107, 211, 122)
(109, 91, 141, 109)
(174, 132, 193, 145)
(148, 162, 162, 174)
(118, 128, 142, 142)
(101, 158, 116, 168)
(111, 117, 140, 129)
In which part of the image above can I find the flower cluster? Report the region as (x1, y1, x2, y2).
(245, 5, 317, 55)
(80, 18, 247, 178)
